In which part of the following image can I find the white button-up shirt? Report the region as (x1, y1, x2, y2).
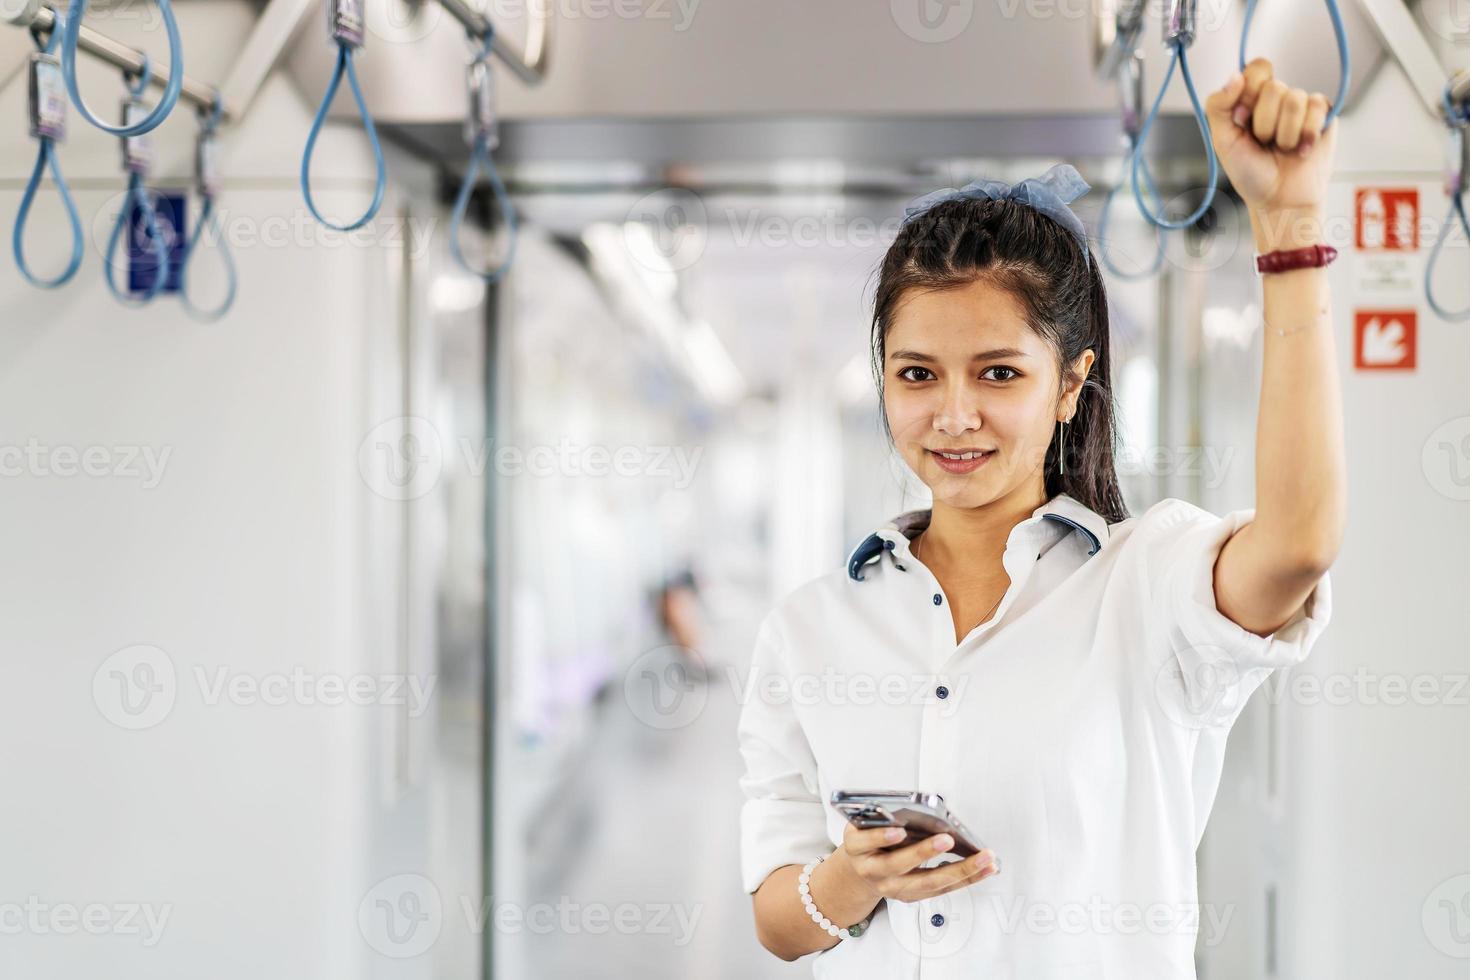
(737, 492, 1332, 979)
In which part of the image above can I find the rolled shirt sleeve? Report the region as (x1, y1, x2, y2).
(1142, 498, 1333, 729)
(737, 612, 832, 894)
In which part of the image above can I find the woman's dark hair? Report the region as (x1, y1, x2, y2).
(869, 194, 1129, 525)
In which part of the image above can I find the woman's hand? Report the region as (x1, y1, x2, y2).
(1204, 57, 1337, 219)
(840, 821, 999, 903)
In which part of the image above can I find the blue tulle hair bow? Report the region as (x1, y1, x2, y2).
(901, 163, 1093, 266)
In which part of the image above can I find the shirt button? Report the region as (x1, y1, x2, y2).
(936, 685, 949, 700)
(932, 593, 942, 605)
(930, 913, 945, 927)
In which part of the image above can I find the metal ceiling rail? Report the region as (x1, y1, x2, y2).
(1355, 0, 1462, 122)
(435, 0, 551, 84)
(7, 1, 219, 112)
(6, 0, 319, 126)
(8, 0, 553, 121)
(1094, 0, 1146, 82)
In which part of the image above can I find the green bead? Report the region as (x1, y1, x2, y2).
(846, 921, 866, 937)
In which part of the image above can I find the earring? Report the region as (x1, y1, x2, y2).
(1058, 419, 1067, 475)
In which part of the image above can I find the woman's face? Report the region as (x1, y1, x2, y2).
(882, 277, 1093, 510)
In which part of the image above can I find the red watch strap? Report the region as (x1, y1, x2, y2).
(1255, 243, 1338, 275)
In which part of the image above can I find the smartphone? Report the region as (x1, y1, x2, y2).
(830, 790, 995, 867)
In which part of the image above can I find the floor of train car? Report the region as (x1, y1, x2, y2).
(519, 626, 807, 979)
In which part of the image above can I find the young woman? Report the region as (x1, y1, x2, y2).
(738, 59, 1344, 977)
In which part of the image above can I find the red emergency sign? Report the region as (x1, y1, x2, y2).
(1354, 188, 1419, 251)
(1353, 310, 1417, 371)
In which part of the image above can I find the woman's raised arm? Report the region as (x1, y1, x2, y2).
(1201, 58, 1348, 638)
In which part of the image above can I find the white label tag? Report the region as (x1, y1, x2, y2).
(328, 0, 365, 47)
(29, 53, 66, 140)
(466, 60, 498, 148)
(122, 100, 154, 174)
(197, 134, 221, 199)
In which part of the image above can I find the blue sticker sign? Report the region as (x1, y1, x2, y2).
(128, 190, 186, 295)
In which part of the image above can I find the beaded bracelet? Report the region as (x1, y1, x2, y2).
(798, 854, 870, 939)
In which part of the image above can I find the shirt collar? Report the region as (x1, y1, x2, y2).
(847, 492, 1109, 581)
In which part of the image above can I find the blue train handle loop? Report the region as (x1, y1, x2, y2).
(300, 3, 387, 232)
(105, 64, 170, 307)
(180, 92, 237, 321)
(450, 26, 519, 284)
(13, 10, 84, 289)
(60, 0, 184, 137)
(124, 53, 153, 99)
(1128, 27, 1219, 232)
(104, 171, 169, 305)
(1425, 80, 1470, 323)
(1239, 0, 1350, 134)
(1098, 51, 1167, 281)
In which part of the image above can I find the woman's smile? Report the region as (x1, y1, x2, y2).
(928, 448, 996, 474)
